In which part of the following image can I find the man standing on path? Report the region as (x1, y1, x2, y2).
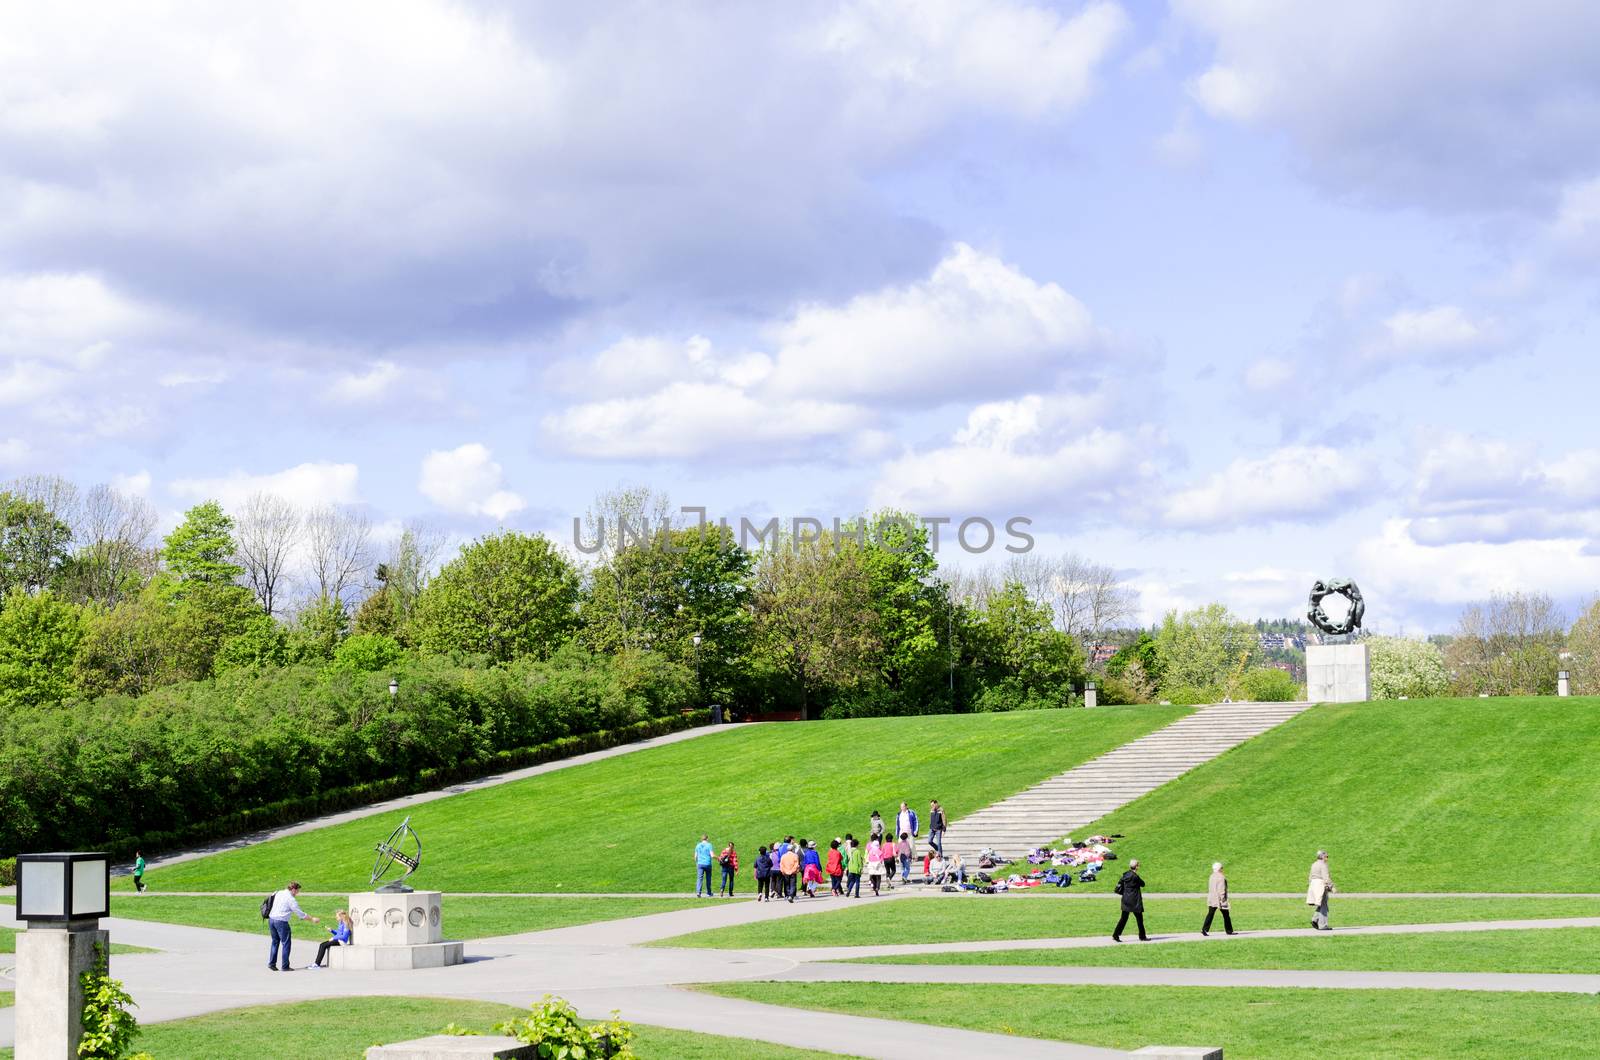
(132, 851, 147, 893)
(695, 834, 715, 897)
(1112, 858, 1149, 942)
(1308, 850, 1334, 930)
(267, 881, 319, 971)
(928, 799, 946, 857)
(1202, 861, 1235, 936)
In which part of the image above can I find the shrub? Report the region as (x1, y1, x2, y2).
(1368, 636, 1448, 700)
(496, 995, 636, 1059)
(1239, 667, 1302, 702)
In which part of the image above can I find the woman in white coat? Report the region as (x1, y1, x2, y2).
(1307, 850, 1334, 930)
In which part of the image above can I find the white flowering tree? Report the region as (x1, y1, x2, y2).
(1368, 636, 1449, 700)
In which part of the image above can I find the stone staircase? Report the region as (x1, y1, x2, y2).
(939, 701, 1313, 860)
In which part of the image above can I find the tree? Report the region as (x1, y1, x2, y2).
(853, 512, 948, 707)
(1154, 603, 1257, 700)
(1005, 552, 1138, 646)
(287, 594, 351, 663)
(971, 581, 1085, 710)
(164, 581, 261, 681)
(354, 524, 443, 641)
(234, 493, 300, 615)
(1444, 592, 1564, 695)
(0, 590, 85, 710)
(214, 611, 291, 674)
(750, 534, 880, 717)
(161, 501, 242, 588)
(304, 506, 371, 609)
(72, 594, 176, 697)
(1367, 636, 1449, 700)
(578, 486, 676, 652)
(57, 484, 156, 607)
(0, 492, 73, 600)
(412, 532, 580, 662)
(1569, 597, 1600, 696)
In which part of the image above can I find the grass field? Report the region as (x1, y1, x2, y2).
(850, 925, 1600, 972)
(0, 992, 10, 1008)
(698, 982, 1600, 1058)
(107, 894, 709, 939)
(0, 926, 147, 955)
(0, 997, 855, 1060)
(133, 708, 1188, 894)
(652, 895, 1600, 948)
(1067, 697, 1600, 892)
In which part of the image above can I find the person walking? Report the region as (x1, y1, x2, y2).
(896, 831, 914, 884)
(694, 834, 715, 897)
(866, 837, 886, 896)
(718, 841, 739, 897)
(1112, 859, 1149, 942)
(869, 811, 885, 842)
(266, 881, 320, 971)
(312, 909, 353, 968)
(779, 843, 801, 903)
(928, 800, 946, 857)
(1308, 850, 1335, 930)
(827, 839, 845, 896)
(754, 846, 773, 902)
(845, 837, 864, 897)
(132, 851, 147, 894)
(1202, 861, 1235, 936)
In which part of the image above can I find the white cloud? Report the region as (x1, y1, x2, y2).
(1355, 518, 1600, 609)
(0, 273, 167, 360)
(1404, 435, 1600, 545)
(327, 360, 405, 404)
(170, 461, 361, 512)
(1163, 445, 1376, 529)
(869, 393, 1155, 513)
(767, 243, 1098, 405)
(1411, 434, 1535, 515)
(1366, 305, 1496, 364)
(0, 437, 31, 466)
(112, 470, 152, 497)
(1176, 0, 1600, 213)
(418, 443, 525, 520)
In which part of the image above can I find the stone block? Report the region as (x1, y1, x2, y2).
(15, 926, 110, 1059)
(348, 890, 444, 946)
(1306, 643, 1369, 703)
(328, 939, 464, 971)
(366, 1034, 536, 1059)
(1133, 1049, 1223, 1059)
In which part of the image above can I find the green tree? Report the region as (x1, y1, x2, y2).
(160, 501, 243, 589)
(1154, 602, 1257, 700)
(288, 595, 351, 663)
(412, 532, 580, 662)
(0, 492, 73, 600)
(970, 582, 1085, 710)
(214, 611, 291, 674)
(751, 534, 880, 717)
(165, 581, 260, 681)
(72, 594, 175, 697)
(0, 590, 85, 710)
(854, 512, 949, 709)
(1569, 598, 1600, 696)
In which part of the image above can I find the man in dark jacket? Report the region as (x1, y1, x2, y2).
(1112, 858, 1149, 941)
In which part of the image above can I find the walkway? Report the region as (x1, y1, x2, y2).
(132, 722, 739, 874)
(939, 701, 1312, 859)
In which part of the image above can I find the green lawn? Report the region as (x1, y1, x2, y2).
(132, 708, 1188, 894)
(0, 926, 148, 955)
(699, 982, 1600, 1059)
(0, 997, 853, 1060)
(1070, 696, 1600, 892)
(108, 894, 709, 939)
(852, 925, 1600, 973)
(653, 895, 1600, 948)
(0, 991, 11, 1008)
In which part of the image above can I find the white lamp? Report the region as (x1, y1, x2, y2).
(16, 852, 109, 925)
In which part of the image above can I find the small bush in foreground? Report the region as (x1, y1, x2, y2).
(496, 995, 636, 1059)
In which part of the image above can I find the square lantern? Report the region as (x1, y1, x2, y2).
(16, 852, 109, 925)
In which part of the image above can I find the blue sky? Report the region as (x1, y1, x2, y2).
(3, 0, 1599, 633)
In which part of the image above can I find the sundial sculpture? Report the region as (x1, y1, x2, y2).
(369, 814, 422, 893)
(1307, 577, 1365, 638)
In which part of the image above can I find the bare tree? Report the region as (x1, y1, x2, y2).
(944, 565, 999, 610)
(1006, 552, 1138, 645)
(69, 483, 157, 606)
(580, 486, 675, 651)
(233, 493, 301, 615)
(304, 506, 372, 608)
(1446, 591, 1565, 694)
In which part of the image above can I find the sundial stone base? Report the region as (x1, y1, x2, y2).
(329, 889, 464, 970)
(1307, 643, 1369, 703)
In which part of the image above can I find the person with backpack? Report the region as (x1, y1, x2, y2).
(865, 836, 886, 896)
(928, 800, 946, 857)
(1111, 858, 1149, 942)
(264, 881, 320, 971)
(132, 851, 147, 894)
(868, 811, 884, 842)
(753, 846, 774, 901)
(718, 841, 739, 897)
(694, 834, 715, 897)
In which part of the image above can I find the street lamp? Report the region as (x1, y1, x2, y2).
(389, 677, 399, 698)
(1084, 681, 1098, 709)
(1559, 669, 1571, 698)
(15, 852, 111, 1056)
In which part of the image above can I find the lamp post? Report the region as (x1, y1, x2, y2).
(1083, 681, 1098, 709)
(389, 677, 399, 699)
(15, 852, 111, 1058)
(1558, 669, 1570, 698)
(691, 633, 706, 719)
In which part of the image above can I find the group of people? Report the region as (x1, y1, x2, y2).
(1110, 849, 1338, 940)
(693, 799, 953, 901)
(263, 881, 355, 971)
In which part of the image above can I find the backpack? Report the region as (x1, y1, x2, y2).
(259, 893, 274, 919)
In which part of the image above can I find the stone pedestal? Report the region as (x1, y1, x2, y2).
(329, 890, 464, 971)
(1083, 686, 1099, 708)
(367, 1036, 535, 1059)
(1306, 643, 1369, 703)
(15, 925, 109, 1059)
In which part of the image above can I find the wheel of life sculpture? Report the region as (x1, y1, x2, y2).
(1307, 578, 1365, 637)
(369, 814, 422, 893)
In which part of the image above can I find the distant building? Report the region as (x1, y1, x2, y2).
(1089, 643, 1119, 664)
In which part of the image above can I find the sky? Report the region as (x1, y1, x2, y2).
(3, 0, 1600, 634)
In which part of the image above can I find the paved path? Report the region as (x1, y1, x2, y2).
(130, 723, 737, 875)
(940, 701, 1312, 859)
